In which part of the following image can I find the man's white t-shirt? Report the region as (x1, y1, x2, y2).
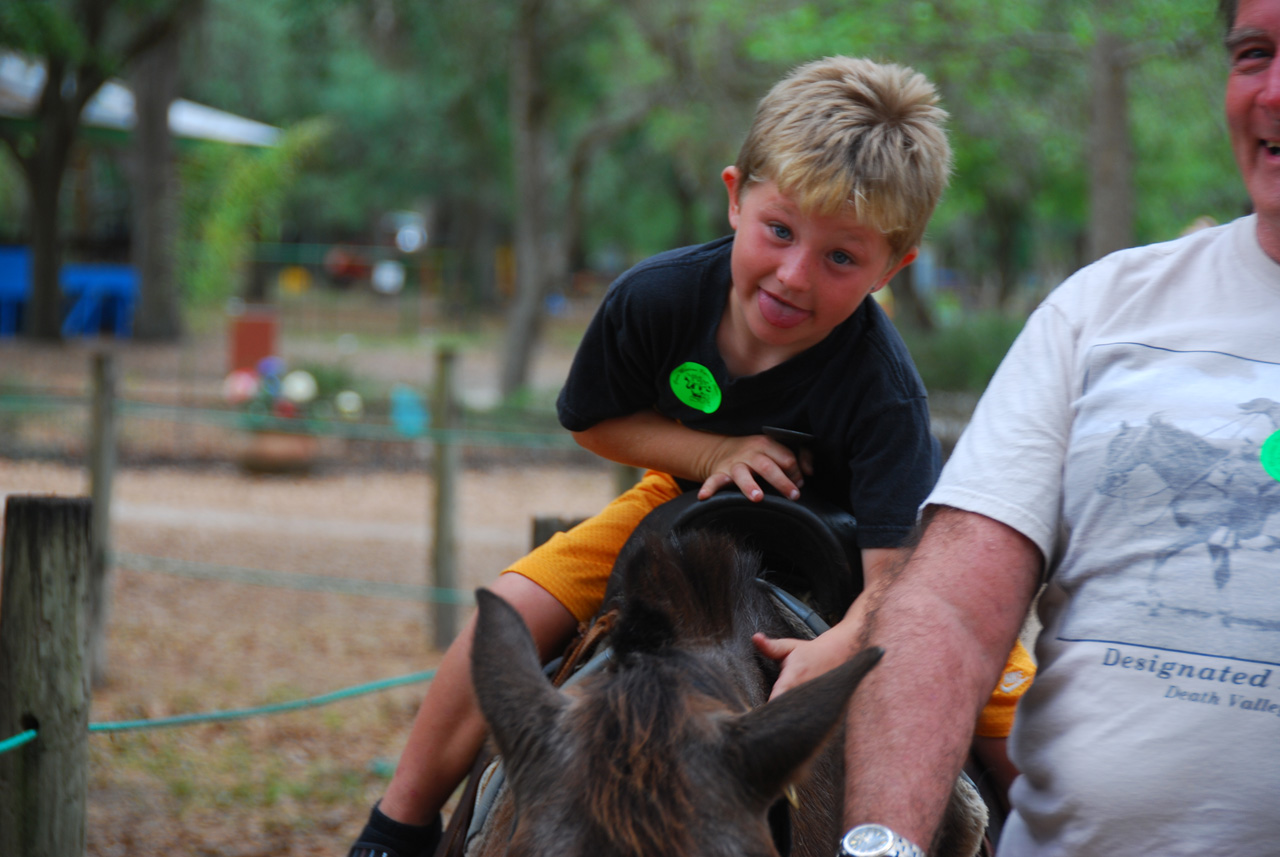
(930, 215, 1280, 855)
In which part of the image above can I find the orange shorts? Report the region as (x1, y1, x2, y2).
(504, 470, 683, 623)
(504, 469, 1034, 738)
(976, 638, 1036, 738)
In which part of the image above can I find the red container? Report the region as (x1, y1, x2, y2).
(228, 305, 278, 373)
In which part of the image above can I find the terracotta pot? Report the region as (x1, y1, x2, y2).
(238, 430, 319, 474)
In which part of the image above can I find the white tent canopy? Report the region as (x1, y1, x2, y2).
(0, 52, 280, 147)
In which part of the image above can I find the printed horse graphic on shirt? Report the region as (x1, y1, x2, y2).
(1098, 406, 1280, 594)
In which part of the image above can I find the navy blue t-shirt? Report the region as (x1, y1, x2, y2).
(557, 235, 938, 549)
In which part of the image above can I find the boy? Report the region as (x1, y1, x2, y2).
(349, 56, 1032, 857)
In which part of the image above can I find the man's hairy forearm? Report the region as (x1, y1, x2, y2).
(843, 507, 1041, 849)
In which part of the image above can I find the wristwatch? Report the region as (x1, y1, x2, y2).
(839, 824, 926, 857)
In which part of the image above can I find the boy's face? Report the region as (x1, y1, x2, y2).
(719, 167, 916, 372)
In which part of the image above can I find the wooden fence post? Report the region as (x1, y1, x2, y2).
(87, 352, 117, 688)
(430, 346, 460, 650)
(613, 463, 641, 497)
(531, 516, 587, 550)
(0, 495, 93, 857)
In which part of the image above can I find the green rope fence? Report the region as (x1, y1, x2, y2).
(0, 669, 435, 753)
(0, 729, 37, 753)
(90, 668, 436, 732)
(0, 552, 465, 747)
(0, 392, 578, 449)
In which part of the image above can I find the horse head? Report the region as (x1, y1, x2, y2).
(469, 530, 882, 857)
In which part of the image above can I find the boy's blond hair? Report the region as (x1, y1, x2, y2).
(734, 56, 952, 262)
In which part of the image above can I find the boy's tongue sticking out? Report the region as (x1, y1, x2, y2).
(758, 289, 811, 329)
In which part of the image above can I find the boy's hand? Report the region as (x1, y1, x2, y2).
(753, 627, 860, 699)
(695, 434, 811, 501)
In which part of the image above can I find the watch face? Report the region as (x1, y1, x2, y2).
(842, 824, 893, 857)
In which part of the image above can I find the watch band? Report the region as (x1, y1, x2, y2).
(839, 823, 926, 857)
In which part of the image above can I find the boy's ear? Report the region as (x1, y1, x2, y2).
(722, 165, 743, 229)
(874, 247, 919, 291)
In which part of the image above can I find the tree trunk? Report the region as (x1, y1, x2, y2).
(457, 200, 500, 311)
(9, 48, 117, 342)
(3, 2, 199, 341)
(1086, 31, 1134, 263)
(889, 262, 935, 332)
(497, 0, 659, 398)
(9, 49, 117, 342)
(21, 130, 75, 341)
(987, 195, 1026, 310)
(500, 0, 559, 399)
(672, 165, 701, 249)
(130, 23, 185, 341)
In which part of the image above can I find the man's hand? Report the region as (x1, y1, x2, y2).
(696, 434, 813, 501)
(753, 622, 861, 699)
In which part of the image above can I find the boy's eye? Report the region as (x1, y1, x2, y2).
(831, 250, 854, 266)
(770, 223, 793, 241)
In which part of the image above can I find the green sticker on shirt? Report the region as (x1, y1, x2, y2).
(670, 361, 721, 414)
(1262, 430, 1280, 482)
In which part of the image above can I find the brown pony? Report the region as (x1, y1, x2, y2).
(466, 529, 986, 857)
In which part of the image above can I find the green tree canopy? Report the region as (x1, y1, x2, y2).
(6, 0, 1235, 372)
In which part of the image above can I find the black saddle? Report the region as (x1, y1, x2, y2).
(607, 487, 863, 627)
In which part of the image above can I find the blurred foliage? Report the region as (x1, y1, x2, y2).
(0, 0, 1248, 344)
(901, 312, 1028, 393)
(745, 0, 1240, 272)
(179, 118, 332, 307)
(184, 0, 511, 241)
(0, 0, 189, 69)
(171, 0, 1243, 303)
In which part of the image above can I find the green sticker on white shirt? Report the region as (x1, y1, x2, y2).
(1262, 430, 1280, 482)
(670, 361, 721, 414)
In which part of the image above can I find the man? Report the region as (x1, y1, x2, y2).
(761, 2, 1280, 854)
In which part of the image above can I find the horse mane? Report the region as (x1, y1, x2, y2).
(567, 529, 775, 857)
(609, 529, 769, 656)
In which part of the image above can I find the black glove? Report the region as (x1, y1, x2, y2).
(348, 802, 442, 857)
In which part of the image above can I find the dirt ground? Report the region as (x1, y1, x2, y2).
(0, 315, 619, 855)
(2, 457, 616, 856)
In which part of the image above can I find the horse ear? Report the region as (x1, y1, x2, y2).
(471, 589, 569, 771)
(723, 647, 883, 805)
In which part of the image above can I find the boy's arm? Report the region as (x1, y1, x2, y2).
(571, 410, 809, 501)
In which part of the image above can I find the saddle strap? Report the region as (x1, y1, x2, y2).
(435, 746, 496, 857)
(549, 608, 618, 687)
